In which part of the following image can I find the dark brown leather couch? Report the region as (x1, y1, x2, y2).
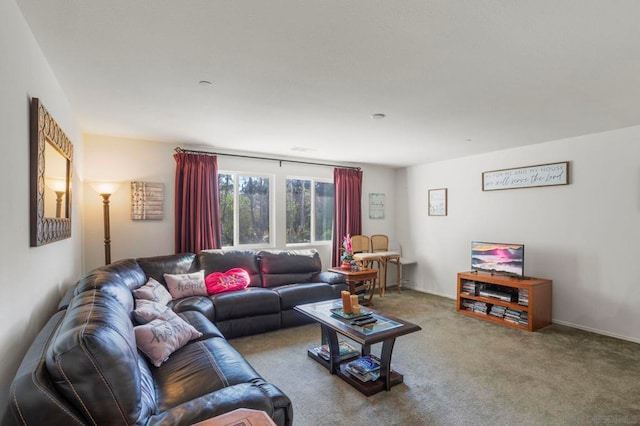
(9, 249, 346, 425)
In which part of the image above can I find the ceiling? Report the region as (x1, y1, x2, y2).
(15, 0, 640, 168)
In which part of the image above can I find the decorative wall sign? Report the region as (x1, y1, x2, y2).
(131, 182, 164, 220)
(369, 193, 385, 219)
(428, 188, 447, 216)
(482, 161, 569, 191)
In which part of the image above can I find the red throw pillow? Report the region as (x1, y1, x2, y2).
(205, 268, 250, 294)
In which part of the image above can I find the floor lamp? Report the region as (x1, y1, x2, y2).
(45, 178, 67, 218)
(91, 182, 120, 265)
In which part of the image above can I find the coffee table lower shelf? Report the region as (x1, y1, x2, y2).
(306, 349, 404, 396)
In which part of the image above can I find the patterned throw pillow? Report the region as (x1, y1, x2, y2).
(205, 268, 251, 294)
(164, 270, 207, 300)
(133, 278, 172, 305)
(132, 299, 169, 325)
(134, 309, 203, 367)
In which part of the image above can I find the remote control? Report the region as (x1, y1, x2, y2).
(351, 317, 377, 326)
(350, 315, 372, 325)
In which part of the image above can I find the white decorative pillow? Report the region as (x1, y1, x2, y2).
(133, 278, 172, 305)
(134, 309, 202, 367)
(164, 270, 207, 300)
(132, 299, 169, 325)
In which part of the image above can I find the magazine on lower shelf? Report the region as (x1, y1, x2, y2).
(310, 341, 359, 361)
(344, 364, 380, 382)
(344, 354, 382, 382)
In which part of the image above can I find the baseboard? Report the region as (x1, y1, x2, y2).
(403, 287, 640, 344)
(551, 319, 640, 344)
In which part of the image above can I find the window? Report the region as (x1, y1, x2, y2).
(286, 178, 334, 244)
(219, 172, 271, 247)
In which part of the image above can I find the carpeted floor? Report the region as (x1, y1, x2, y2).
(230, 289, 640, 426)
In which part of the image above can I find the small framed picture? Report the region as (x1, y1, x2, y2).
(428, 188, 447, 216)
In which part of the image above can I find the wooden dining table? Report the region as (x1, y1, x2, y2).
(353, 251, 401, 297)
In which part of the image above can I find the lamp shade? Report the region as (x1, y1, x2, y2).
(90, 181, 121, 196)
(45, 177, 67, 193)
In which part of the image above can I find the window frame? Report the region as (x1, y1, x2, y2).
(218, 170, 275, 249)
(285, 176, 334, 247)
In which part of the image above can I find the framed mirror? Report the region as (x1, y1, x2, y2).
(30, 97, 73, 246)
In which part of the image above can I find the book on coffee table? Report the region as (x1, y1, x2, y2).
(310, 341, 359, 362)
(345, 355, 382, 382)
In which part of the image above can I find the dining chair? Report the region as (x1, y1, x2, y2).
(370, 234, 400, 296)
(350, 235, 370, 254)
(350, 235, 381, 296)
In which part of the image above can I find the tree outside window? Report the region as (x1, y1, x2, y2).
(286, 178, 334, 244)
(218, 172, 271, 247)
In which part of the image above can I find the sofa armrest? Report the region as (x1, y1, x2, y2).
(171, 296, 215, 321)
(146, 382, 291, 426)
(178, 310, 225, 339)
(313, 271, 345, 284)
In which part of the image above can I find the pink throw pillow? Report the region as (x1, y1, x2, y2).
(205, 268, 250, 295)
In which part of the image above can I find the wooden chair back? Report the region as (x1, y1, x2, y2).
(370, 234, 389, 252)
(350, 235, 370, 254)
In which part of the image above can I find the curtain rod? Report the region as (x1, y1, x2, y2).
(174, 147, 361, 170)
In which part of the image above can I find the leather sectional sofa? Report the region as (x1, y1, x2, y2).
(9, 249, 348, 426)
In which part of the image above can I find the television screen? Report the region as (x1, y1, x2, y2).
(471, 241, 525, 277)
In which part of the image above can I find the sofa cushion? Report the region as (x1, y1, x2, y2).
(74, 269, 135, 312)
(46, 290, 155, 425)
(177, 310, 225, 339)
(151, 337, 265, 412)
(170, 296, 216, 321)
(210, 287, 280, 322)
(258, 249, 322, 288)
(273, 282, 336, 310)
(165, 270, 207, 299)
(134, 310, 203, 367)
(9, 311, 87, 425)
(205, 268, 251, 294)
(100, 258, 148, 290)
(137, 253, 199, 287)
(133, 277, 172, 305)
(146, 383, 280, 426)
(215, 314, 281, 339)
(198, 250, 262, 287)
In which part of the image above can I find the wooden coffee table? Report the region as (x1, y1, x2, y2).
(294, 299, 421, 396)
(327, 267, 379, 306)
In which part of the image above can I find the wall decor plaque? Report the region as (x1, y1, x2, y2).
(369, 193, 385, 219)
(131, 182, 164, 220)
(428, 188, 447, 216)
(482, 161, 569, 191)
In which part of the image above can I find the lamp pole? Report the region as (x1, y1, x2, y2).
(91, 181, 120, 266)
(54, 191, 65, 218)
(101, 193, 112, 265)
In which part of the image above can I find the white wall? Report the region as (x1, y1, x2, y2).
(0, 1, 84, 422)
(82, 135, 398, 272)
(397, 128, 640, 342)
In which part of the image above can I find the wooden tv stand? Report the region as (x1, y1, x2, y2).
(456, 271, 552, 331)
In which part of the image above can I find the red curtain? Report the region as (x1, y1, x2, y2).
(174, 152, 222, 253)
(332, 167, 363, 266)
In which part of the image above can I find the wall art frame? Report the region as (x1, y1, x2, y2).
(482, 161, 569, 191)
(30, 97, 73, 246)
(428, 188, 447, 216)
(369, 192, 385, 219)
(131, 181, 164, 220)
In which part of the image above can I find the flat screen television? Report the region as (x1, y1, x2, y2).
(471, 241, 525, 278)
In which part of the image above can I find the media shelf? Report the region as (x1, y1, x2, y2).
(457, 271, 552, 331)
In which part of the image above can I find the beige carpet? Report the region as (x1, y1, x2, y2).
(230, 290, 640, 426)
